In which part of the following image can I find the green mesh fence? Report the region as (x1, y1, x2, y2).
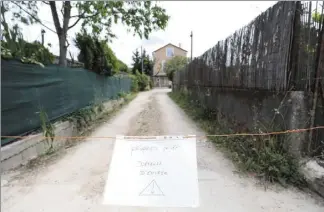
(1, 59, 132, 146)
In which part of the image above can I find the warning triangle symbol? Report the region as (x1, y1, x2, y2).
(139, 179, 164, 196)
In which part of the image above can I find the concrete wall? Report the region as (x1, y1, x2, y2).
(174, 85, 311, 157)
(1, 98, 124, 172)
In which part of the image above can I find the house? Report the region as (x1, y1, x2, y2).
(152, 43, 187, 87)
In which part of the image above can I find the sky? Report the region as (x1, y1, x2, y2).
(7, 1, 277, 67)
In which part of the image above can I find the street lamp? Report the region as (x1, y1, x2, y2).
(41, 29, 46, 46)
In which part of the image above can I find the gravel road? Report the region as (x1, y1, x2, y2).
(1, 89, 324, 212)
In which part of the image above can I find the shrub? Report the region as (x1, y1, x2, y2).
(1, 24, 54, 67)
(128, 71, 150, 92)
(129, 74, 139, 92)
(74, 30, 118, 75)
(135, 70, 150, 91)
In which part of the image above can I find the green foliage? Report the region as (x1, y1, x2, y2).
(128, 70, 150, 92)
(169, 91, 306, 187)
(143, 50, 154, 76)
(23, 41, 55, 65)
(129, 74, 139, 92)
(117, 91, 127, 98)
(1, 1, 39, 41)
(164, 56, 189, 81)
(1, 45, 13, 59)
(74, 1, 169, 39)
(1, 24, 25, 58)
(131, 48, 154, 76)
(1, 2, 39, 26)
(4, 1, 169, 67)
(75, 30, 118, 75)
(1, 24, 54, 67)
(116, 59, 128, 73)
(39, 107, 55, 153)
(312, 12, 324, 24)
(132, 49, 142, 75)
(135, 70, 150, 91)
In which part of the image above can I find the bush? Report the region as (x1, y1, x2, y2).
(135, 70, 150, 91)
(1, 24, 54, 67)
(129, 74, 139, 92)
(74, 30, 118, 75)
(128, 71, 150, 92)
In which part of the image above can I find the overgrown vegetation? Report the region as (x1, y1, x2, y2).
(4, 1, 169, 67)
(63, 92, 137, 133)
(1, 2, 54, 66)
(39, 108, 55, 154)
(129, 70, 150, 92)
(169, 91, 306, 187)
(129, 48, 153, 91)
(131, 48, 154, 76)
(164, 56, 189, 81)
(1, 24, 54, 67)
(74, 30, 122, 76)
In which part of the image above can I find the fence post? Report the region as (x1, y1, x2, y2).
(308, 17, 324, 154)
(287, 1, 302, 90)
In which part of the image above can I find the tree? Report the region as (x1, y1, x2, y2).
(164, 56, 189, 81)
(1, 1, 39, 41)
(132, 49, 142, 75)
(312, 12, 324, 24)
(74, 30, 118, 75)
(131, 48, 154, 76)
(9, 1, 169, 67)
(143, 52, 154, 76)
(117, 59, 128, 73)
(1, 5, 54, 67)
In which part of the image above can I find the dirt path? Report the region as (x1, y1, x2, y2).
(1, 89, 324, 212)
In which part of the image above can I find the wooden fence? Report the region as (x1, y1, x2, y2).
(174, 1, 323, 92)
(173, 1, 324, 156)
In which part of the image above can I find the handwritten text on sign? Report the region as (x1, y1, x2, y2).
(103, 136, 199, 208)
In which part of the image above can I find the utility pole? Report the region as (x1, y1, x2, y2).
(141, 23, 144, 74)
(190, 31, 193, 62)
(141, 45, 144, 74)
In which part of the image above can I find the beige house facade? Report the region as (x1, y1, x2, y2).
(152, 43, 187, 87)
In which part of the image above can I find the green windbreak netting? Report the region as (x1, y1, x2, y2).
(1, 59, 131, 146)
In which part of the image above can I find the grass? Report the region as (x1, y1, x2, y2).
(168, 91, 306, 188)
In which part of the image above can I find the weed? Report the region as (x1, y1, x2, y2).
(39, 107, 55, 154)
(118, 91, 127, 98)
(168, 91, 306, 187)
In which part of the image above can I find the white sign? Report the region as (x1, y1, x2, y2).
(103, 136, 199, 208)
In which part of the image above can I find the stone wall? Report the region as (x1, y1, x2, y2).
(174, 85, 311, 157)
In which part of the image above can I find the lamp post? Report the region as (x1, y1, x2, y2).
(190, 31, 193, 62)
(41, 29, 46, 46)
(141, 45, 144, 74)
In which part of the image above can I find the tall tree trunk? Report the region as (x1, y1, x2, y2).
(49, 1, 71, 67)
(58, 35, 67, 67)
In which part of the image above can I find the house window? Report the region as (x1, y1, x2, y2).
(166, 47, 174, 57)
(161, 60, 166, 72)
